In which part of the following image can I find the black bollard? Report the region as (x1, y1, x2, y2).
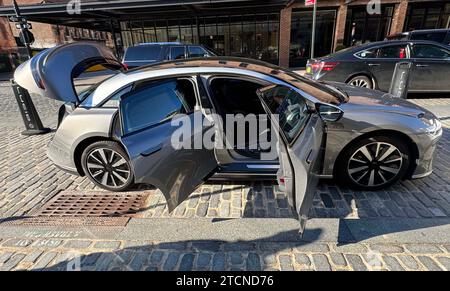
(389, 62, 412, 99)
(11, 79, 51, 136)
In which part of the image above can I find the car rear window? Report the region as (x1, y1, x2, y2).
(124, 46, 162, 61)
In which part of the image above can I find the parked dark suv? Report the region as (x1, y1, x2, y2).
(386, 29, 450, 45)
(122, 42, 215, 68)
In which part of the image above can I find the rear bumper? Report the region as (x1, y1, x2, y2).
(47, 138, 80, 176)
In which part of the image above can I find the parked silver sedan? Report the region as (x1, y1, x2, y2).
(15, 42, 442, 234)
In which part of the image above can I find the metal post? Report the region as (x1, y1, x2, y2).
(310, 0, 317, 59)
(12, 0, 32, 59)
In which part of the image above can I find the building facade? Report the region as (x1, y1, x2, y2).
(0, 0, 449, 72)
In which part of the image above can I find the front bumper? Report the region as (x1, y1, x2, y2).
(411, 128, 443, 179)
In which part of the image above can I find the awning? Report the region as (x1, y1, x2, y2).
(0, 0, 289, 31)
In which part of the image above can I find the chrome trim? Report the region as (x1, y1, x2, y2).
(246, 164, 280, 169)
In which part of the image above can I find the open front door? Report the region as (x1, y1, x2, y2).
(14, 42, 123, 103)
(257, 85, 325, 235)
(119, 78, 218, 211)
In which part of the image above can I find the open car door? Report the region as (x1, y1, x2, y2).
(257, 85, 326, 235)
(118, 79, 218, 211)
(14, 42, 123, 103)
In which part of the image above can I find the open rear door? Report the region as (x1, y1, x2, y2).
(118, 78, 218, 211)
(257, 85, 325, 235)
(14, 42, 123, 103)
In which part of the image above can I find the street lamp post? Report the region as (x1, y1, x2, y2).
(311, 0, 317, 59)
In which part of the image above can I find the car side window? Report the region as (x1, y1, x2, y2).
(170, 46, 186, 60)
(355, 49, 377, 58)
(120, 79, 196, 135)
(376, 45, 408, 59)
(411, 44, 450, 59)
(188, 46, 207, 57)
(259, 86, 311, 144)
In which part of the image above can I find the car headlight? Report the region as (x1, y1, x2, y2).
(419, 113, 441, 135)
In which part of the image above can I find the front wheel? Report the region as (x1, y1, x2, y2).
(336, 136, 410, 190)
(81, 140, 134, 191)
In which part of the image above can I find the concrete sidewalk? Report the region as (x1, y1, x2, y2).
(0, 217, 449, 271)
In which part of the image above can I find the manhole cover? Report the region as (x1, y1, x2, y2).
(32, 190, 152, 218)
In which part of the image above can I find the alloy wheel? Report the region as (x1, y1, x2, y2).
(86, 148, 131, 189)
(347, 142, 403, 187)
(350, 78, 370, 88)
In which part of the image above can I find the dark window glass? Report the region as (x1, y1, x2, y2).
(260, 86, 310, 143)
(412, 44, 450, 59)
(188, 46, 207, 57)
(355, 48, 377, 58)
(120, 79, 195, 134)
(410, 32, 447, 43)
(170, 46, 186, 60)
(377, 45, 408, 58)
(124, 46, 162, 61)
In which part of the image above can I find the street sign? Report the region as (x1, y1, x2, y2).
(305, 0, 316, 6)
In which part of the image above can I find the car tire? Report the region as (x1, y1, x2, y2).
(347, 75, 374, 89)
(81, 140, 134, 191)
(335, 135, 410, 190)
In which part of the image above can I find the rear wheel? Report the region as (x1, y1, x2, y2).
(336, 136, 410, 190)
(347, 75, 373, 89)
(81, 141, 134, 191)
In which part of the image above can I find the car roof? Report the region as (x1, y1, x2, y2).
(410, 28, 450, 34)
(91, 57, 346, 106)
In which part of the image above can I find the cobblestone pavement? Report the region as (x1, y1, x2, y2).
(1, 82, 450, 271)
(0, 238, 449, 271)
(1, 83, 450, 220)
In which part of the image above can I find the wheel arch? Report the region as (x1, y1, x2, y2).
(73, 136, 128, 176)
(333, 129, 419, 180)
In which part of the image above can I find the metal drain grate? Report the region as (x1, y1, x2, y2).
(32, 190, 151, 218)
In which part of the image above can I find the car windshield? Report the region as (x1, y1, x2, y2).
(124, 46, 162, 61)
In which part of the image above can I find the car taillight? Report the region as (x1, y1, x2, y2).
(321, 61, 339, 71)
(279, 177, 285, 185)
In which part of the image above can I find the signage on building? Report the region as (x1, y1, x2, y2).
(305, 0, 316, 6)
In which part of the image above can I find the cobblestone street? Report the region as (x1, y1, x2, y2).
(1, 81, 450, 270)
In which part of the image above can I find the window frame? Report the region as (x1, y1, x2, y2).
(119, 76, 199, 137)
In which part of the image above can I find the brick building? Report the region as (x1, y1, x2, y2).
(0, 0, 449, 72)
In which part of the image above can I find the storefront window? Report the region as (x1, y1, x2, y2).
(119, 13, 279, 64)
(405, 2, 450, 31)
(344, 5, 394, 47)
(290, 9, 336, 67)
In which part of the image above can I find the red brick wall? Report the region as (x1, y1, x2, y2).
(390, 0, 408, 35)
(279, 6, 292, 68)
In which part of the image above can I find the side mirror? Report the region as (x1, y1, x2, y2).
(316, 103, 344, 122)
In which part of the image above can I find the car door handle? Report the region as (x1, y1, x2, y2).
(141, 144, 162, 157)
(368, 63, 380, 67)
(416, 64, 429, 67)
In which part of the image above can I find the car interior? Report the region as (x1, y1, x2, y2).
(208, 77, 272, 159)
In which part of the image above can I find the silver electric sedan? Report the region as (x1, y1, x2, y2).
(15, 42, 442, 234)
